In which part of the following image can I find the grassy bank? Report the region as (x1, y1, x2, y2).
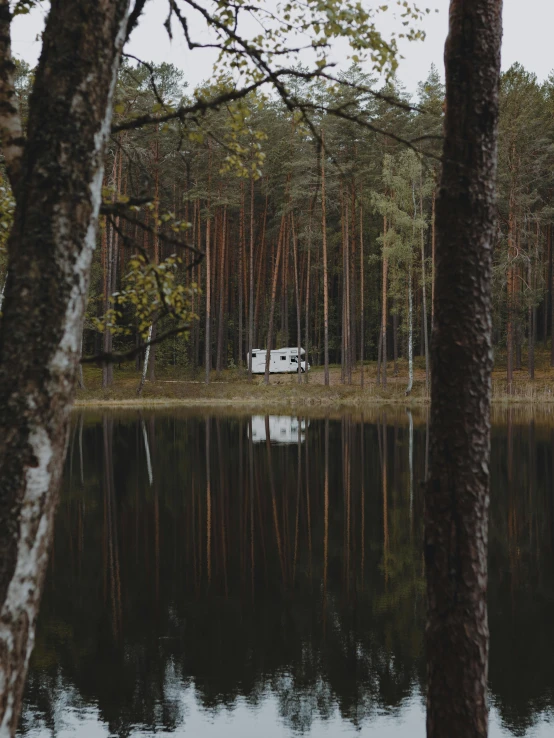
(75, 352, 554, 410)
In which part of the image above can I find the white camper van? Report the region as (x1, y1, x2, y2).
(248, 416, 309, 444)
(247, 347, 310, 374)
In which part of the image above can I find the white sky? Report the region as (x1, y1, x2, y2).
(10, 0, 554, 96)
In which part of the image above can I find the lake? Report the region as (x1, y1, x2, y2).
(20, 409, 554, 737)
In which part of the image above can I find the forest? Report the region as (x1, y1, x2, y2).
(0, 2, 540, 738)
(5, 58, 551, 392)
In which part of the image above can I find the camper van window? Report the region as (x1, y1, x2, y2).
(281, 356, 286, 361)
(251, 353, 256, 358)
(291, 356, 297, 363)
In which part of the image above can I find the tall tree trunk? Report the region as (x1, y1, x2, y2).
(381, 213, 388, 388)
(0, 1, 130, 734)
(405, 263, 414, 396)
(507, 186, 516, 393)
(291, 216, 302, 383)
(426, 2, 502, 738)
(238, 182, 244, 367)
(550, 222, 554, 367)
(264, 214, 286, 385)
(321, 134, 330, 386)
(304, 207, 312, 384)
(147, 141, 160, 383)
(359, 203, 364, 388)
(431, 184, 436, 333)
(204, 148, 212, 384)
(248, 177, 255, 378)
(216, 205, 227, 373)
(420, 177, 430, 392)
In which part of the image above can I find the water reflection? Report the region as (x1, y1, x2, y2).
(20, 410, 554, 737)
(248, 415, 309, 444)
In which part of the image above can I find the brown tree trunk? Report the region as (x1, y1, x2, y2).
(204, 148, 212, 384)
(248, 178, 255, 375)
(304, 207, 312, 384)
(264, 214, 286, 384)
(380, 212, 388, 388)
(0, 1, 130, 734)
(426, 3, 502, 738)
(291, 216, 302, 383)
(507, 187, 516, 392)
(321, 134, 330, 386)
(238, 182, 244, 367)
(216, 205, 227, 373)
(359, 203, 364, 388)
(420, 176, 430, 392)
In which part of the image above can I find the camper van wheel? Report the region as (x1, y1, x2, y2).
(301, 368, 305, 373)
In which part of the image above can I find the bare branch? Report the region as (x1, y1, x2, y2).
(81, 324, 190, 365)
(111, 208, 205, 269)
(125, 0, 150, 42)
(112, 76, 273, 133)
(122, 53, 169, 110)
(100, 196, 153, 215)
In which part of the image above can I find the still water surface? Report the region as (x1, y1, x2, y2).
(20, 410, 554, 737)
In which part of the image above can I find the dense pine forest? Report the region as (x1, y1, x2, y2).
(7, 59, 554, 391)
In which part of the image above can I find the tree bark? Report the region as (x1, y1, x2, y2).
(426, 3, 502, 738)
(0, 1, 130, 734)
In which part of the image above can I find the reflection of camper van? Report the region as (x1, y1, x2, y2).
(249, 416, 309, 444)
(247, 347, 310, 374)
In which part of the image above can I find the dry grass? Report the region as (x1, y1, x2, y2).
(76, 351, 554, 411)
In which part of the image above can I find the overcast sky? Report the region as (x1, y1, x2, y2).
(11, 0, 554, 96)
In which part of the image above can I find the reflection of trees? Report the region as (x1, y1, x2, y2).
(488, 417, 554, 736)
(20, 411, 554, 737)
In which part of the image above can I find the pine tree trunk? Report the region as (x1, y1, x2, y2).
(0, 2, 130, 734)
(304, 207, 312, 384)
(291, 217, 302, 383)
(426, 2, 502, 737)
(359, 204, 364, 388)
(321, 134, 330, 386)
(238, 183, 244, 367)
(431, 184, 436, 333)
(381, 213, 388, 388)
(420, 178, 430, 392)
(216, 206, 227, 373)
(248, 178, 256, 377)
(264, 215, 286, 384)
(507, 188, 516, 393)
(205, 149, 212, 384)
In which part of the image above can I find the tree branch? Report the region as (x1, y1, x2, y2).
(81, 324, 189, 365)
(125, 0, 150, 42)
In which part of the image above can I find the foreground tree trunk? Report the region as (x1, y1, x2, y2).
(426, 3, 503, 738)
(0, 1, 130, 734)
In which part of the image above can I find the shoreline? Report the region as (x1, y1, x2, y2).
(73, 362, 554, 411)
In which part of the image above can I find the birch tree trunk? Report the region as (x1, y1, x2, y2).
(0, 1, 130, 734)
(426, 2, 502, 737)
(405, 263, 414, 396)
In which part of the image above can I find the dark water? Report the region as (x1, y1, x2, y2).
(20, 410, 554, 737)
